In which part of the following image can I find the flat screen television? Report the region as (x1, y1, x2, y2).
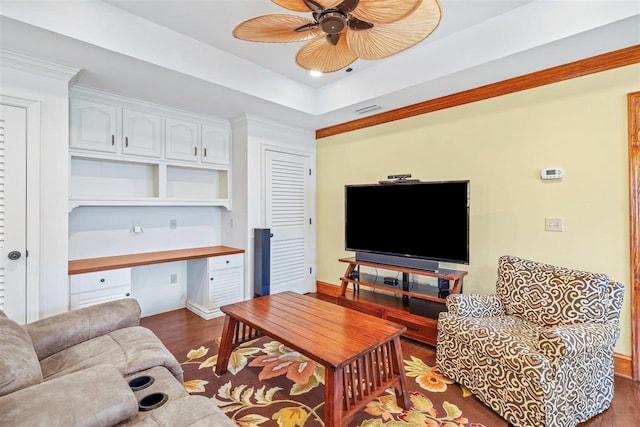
(344, 180, 469, 271)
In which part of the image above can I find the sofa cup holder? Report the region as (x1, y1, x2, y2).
(138, 392, 168, 412)
(128, 375, 155, 392)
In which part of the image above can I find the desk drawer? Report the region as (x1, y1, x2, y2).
(70, 268, 132, 294)
(385, 313, 438, 346)
(70, 285, 132, 310)
(208, 254, 243, 270)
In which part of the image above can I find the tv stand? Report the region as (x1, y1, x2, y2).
(338, 257, 467, 346)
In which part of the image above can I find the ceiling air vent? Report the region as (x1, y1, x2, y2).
(354, 104, 382, 115)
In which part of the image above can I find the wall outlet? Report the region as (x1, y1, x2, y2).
(170, 273, 177, 284)
(545, 217, 563, 232)
(170, 219, 177, 229)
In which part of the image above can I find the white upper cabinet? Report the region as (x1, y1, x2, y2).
(122, 108, 163, 158)
(69, 89, 232, 210)
(70, 98, 118, 153)
(202, 124, 230, 165)
(165, 117, 200, 162)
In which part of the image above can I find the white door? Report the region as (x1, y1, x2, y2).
(265, 149, 313, 295)
(0, 104, 27, 322)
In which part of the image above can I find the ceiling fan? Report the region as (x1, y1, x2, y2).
(232, 0, 442, 73)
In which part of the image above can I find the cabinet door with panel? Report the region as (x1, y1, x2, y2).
(186, 254, 243, 319)
(69, 268, 132, 310)
(165, 117, 200, 162)
(122, 108, 163, 158)
(70, 98, 118, 153)
(201, 124, 230, 165)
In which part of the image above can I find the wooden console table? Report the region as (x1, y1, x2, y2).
(338, 257, 467, 346)
(215, 291, 409, 427)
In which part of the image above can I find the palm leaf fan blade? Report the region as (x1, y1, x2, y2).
(347, 0, 442, 59)
(272, 0, 341, 12)
(296, 35, 357, 73)
(233, 15, 321, 43)
(350, 0, 422, 24)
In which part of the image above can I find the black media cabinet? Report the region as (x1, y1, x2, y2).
(337, 257, 467, 347)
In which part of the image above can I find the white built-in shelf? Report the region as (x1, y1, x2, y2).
(68, 88, 232, 211)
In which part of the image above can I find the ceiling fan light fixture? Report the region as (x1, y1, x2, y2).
(318, 11, 347, 34)
(309, 70, 323, 77)
(234, 0, 442, 73)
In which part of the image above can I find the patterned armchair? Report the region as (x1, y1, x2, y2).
(436, 255, 624, 427)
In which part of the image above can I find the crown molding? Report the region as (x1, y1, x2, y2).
(0, 49, 81, 82)
(316, 44, 640, 139)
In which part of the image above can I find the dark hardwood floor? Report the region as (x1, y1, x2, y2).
(140, 293, 640, 427)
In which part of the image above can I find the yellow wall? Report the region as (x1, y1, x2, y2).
(316, 64, 640, 356)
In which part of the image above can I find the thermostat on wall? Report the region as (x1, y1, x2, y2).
(540, 168, 564, 180)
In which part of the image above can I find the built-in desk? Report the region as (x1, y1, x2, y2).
(68, 246, 245, 319)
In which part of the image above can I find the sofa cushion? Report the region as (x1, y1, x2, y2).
(39, 326, 183, 383)
(25, 298, 141, 360)
(0, 315, 43, 396)
(0, 364, 137, 427)
(496, 255, 609, 326)
(438, 313, 553, 383)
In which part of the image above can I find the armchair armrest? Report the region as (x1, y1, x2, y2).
(0, 365, 137, 427)
(445, 293, 505, 318)
(25, 298, 141, 360)
(537, 322, 620, 360)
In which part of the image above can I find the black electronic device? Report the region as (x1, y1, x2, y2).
(345, 180, 470, 271)
(383, 277, 399, 286)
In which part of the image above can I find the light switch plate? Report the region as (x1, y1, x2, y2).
(545, 217, 563, 232)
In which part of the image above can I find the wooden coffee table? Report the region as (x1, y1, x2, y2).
(215, 291, 409, 427)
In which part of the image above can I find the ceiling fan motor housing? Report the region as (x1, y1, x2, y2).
(319, 10, 347, 34)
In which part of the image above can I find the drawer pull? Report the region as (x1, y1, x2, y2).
(100, 278, 105, 283)
(406, 325, 419, 331)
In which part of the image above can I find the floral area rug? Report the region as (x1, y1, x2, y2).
(177, 336, 507, 427)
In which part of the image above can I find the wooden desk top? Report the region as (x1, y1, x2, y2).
(220, 291, 406, 368)
(68, 245, 244, 275)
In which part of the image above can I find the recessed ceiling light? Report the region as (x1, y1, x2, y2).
(309, 70, 322, 77)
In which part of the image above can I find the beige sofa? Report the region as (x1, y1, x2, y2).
(0, 298, 235, 427)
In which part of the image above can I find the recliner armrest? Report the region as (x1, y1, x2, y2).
(0, 364, 138, 427)
(445, 293, 505, 318)
(537, 322, 620, 360)
(25, 298, 141, 360)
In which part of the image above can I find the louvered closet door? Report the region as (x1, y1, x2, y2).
(265, 149, 313, 295)
(0, 104, 27, 323)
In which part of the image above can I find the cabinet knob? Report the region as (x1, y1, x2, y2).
(226, 260, 229, 264)
(100, 278, 105, 283)
(126, 292, 131, 297)
(210, 277, 214, 281)
(7, 250, 21, 260)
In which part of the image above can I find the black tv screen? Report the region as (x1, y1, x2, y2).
(345, 180, 470, 266)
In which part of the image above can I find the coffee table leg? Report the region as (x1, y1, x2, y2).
(324, 367, 342, 427)
(390, 337, 409, 409)
(215, 315, 238, 375)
